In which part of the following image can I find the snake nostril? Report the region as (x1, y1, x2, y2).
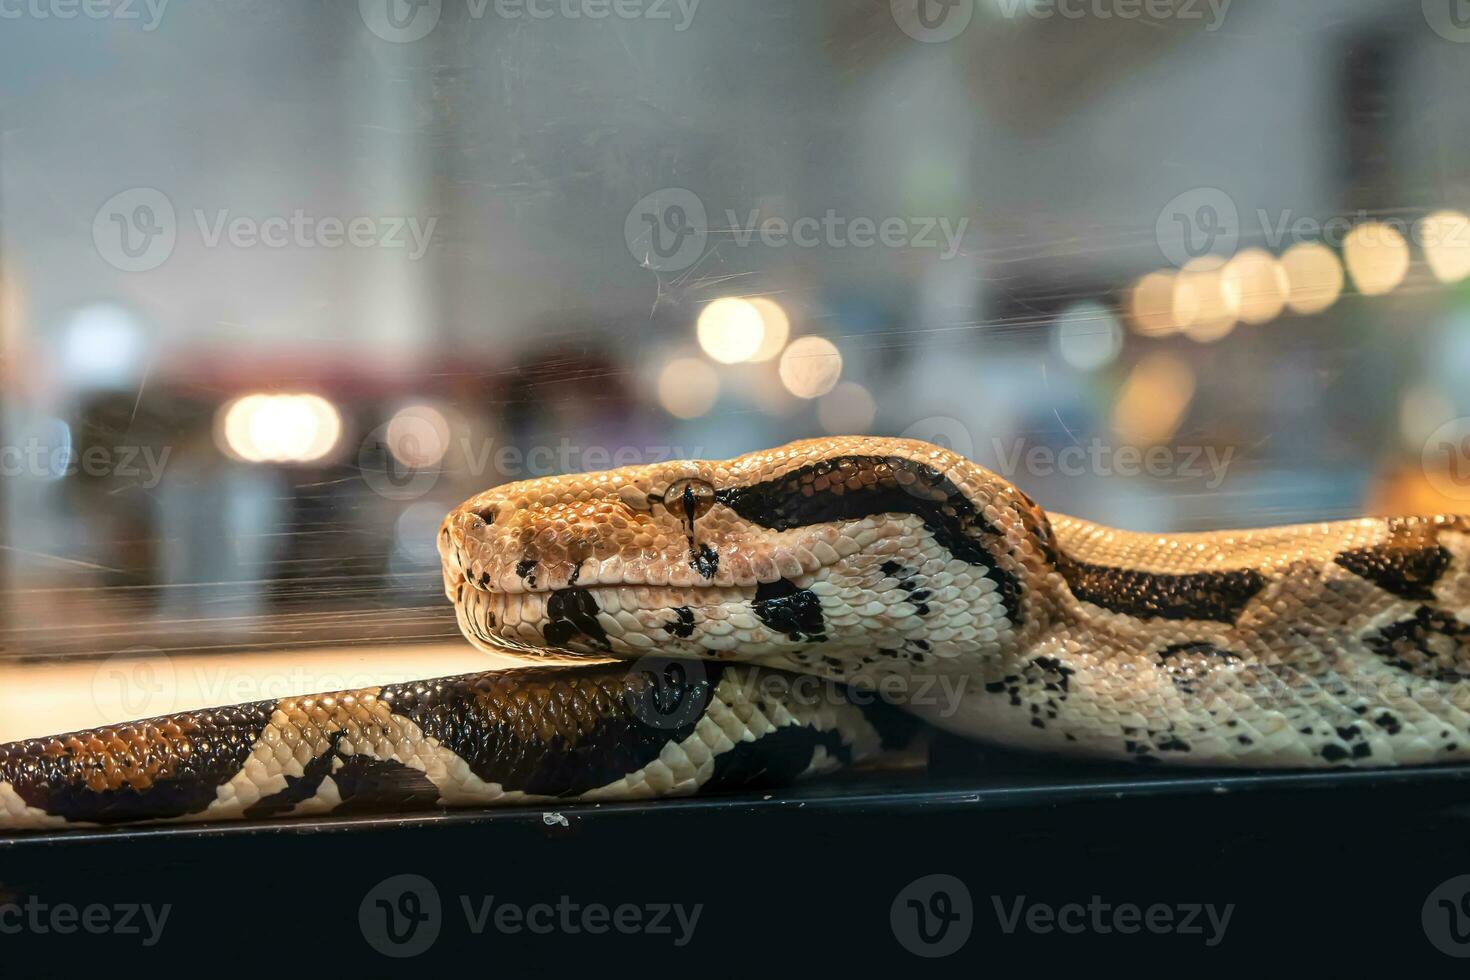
(476, 506, 499, 526)
(662, 479, 715, 524)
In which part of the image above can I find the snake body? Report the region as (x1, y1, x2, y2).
(3, 436, 1469, 830)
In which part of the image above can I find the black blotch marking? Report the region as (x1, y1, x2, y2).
(1363, 606, 1470, 683)
(1320, 743, 1350, 763)
(384, 664, 720, 797)
(663, 606, 695, 638)
(716, 456, 1025, 628)
(245, 735, 342, 819)
(1373, 712, 1402, 735)
(329, 757, 444, 816)
(515, 557, 538, 589)
(881, 561, 932, 616)
(543, 587, 612, 652)
(245, 742, 443, 819)
(690, 543, 719, 580)
(1333, 520, 1451, 601)
(1029, 656, 1075, 696)
(1155, 736, 1191, 752)
(701, 725, 851, 792)
(752, 577, 827, 642)
(1059, 560, 1267, 623)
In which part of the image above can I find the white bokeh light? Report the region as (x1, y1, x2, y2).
(778, 336, 843, 399)
(1052, 301, 1123, 371)
(697, 297, 766, 364)
(217, 394, 342, 464)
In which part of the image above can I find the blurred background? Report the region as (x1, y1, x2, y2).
(2, 0, 1470, 723)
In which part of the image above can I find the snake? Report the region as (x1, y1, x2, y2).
(3, 435, 1469, 831)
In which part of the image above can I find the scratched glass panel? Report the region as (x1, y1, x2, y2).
(0, 0, 1463, 740)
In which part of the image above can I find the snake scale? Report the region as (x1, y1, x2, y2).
(3, 435, 1469, 831)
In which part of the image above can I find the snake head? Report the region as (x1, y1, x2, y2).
(438, 437, 1052, 673)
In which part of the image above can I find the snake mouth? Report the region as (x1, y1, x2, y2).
(454, 580, 757, 659)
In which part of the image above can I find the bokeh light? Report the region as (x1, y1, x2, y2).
(60, 304, 147, 389)
(746, 297, 791, 362)
(697, 297, 766, 364)
(1112, 353, 1197, 446)
(1173, 256, 1237, 343)
(1280, 242, 1344, 315)
(778, 336, 843, 399)
(385, 404, 452, 468)
(1052, 301, 1123, 371)
(1422, 210, 1470, 284)
(657, 357, 721, 418)
(1343, 222, 1409, 296)
(816, 381, 877, 434)
(1221, 248, 1288, 325)
(1127, 271, 1178, 337)
(218, 394, 342, 464)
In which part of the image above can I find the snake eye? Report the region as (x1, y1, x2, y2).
(662, 479, 716, 524)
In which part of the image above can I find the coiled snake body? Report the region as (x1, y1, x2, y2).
(3, 436, 1469, 830)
